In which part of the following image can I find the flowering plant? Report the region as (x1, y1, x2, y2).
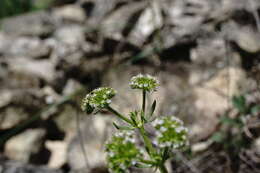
(81, 74, 188, 173)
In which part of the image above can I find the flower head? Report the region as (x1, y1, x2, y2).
(105, 131, 143, 173)
(81, 87, 116, 114)
(130, 74, 159, 92)
(152, 116, 188, 149)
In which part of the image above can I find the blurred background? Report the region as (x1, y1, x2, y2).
(0, 0, 260, 173)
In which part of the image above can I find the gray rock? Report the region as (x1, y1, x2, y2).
(0, 106, 29, 130)
(54, 25, 85, 46)
(7, 57, 56, 83)
(45, 140, 67, 169)
(62, 79, 83, 96)
(190, 37, 241, 69)
(233, 26, 260, 53)
(0, 159, 62, 173)
(0, 90, 12, 108)
(5, 129, 46, 163)
(7, 37, 51, 59)
(1, 11, 54, 36)
(101, 1, 147, 41)
(128, 0, 163, 46)
(190, 67, 247, 140)
(53, 5, 86, 23)
(84, 0, 125, 26)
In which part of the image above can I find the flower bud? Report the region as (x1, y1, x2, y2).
(130, 74, 159, 92)
(81, 87, 116, 114)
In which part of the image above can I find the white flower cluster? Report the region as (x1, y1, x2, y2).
(129, 74, 159, 92)
(81, 87, 116, 112)
(105, 131, 143, 173)
(152, 116, 188, 149)
(114, 131, 136, 144)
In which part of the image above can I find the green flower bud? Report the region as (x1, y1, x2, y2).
(152, 116, 188, 149)
(81, 87, 116, 114)
(105, 131, 143, 173)
(130, 74, 159, 92)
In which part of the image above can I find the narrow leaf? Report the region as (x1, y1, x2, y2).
(140, 110, 147, 123)
(149, 100, 156, 119)
(112, 122, 134, 130)
(130, 111, 138, 126)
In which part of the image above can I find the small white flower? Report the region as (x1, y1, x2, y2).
(160, 126, 167, 132)
(131, 160, 137, 165)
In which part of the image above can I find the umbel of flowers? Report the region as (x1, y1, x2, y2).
(81, 87, 116, 113)
(81, 74, 188, 173)
(105, 131, 143, 173)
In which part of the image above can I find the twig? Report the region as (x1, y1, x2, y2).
(76, 109, 90, 169)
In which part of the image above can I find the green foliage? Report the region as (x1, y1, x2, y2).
(81, 74, 188, 173)
(0, 0, 53, 19)
(211, 94, 259, 152)
(105, 131, 144, 173)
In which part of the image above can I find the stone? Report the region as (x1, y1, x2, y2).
(233, 27, 260, 53)
(0, 107, 29, 130)
(128, 1, 163, 46)
(8, 57, 56, 83)
(7, 37, 51, 59)
(53, 5, 86, 23)
(84, 0, 122, 26)
(0, 159, 62, 173)
(5, 129, 46, 163)
(101, 2, 147, 41)
(191, 141, 212, 153)
(1, 11, 54, 36)
(62, 79, 83, 96)
(45, 141, 67, 168)
(190, 37, 241, 68)
(190, 67, 247, 140)
(0, 90, 12, 108)
(53, 104, 78, 135)
(54, 25, 85, 46)
(254, 137, 260, 153)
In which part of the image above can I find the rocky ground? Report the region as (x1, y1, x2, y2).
(0, 0, 260, 173)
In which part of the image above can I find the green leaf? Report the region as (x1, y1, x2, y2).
(140, 110, 147, 123)
(149, 100, 156, 119)
(161, 147, 170, 161)
(129, 111, 138, 126)
(232, 95, 246, 113)
(86, 104, 94, 114)
(220, 116, 243, 127)
(250, 105, 260, 115)
(112, 122, 134, 130)
(211, 132, 226, 143)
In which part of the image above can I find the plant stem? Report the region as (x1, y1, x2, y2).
(158, 164, 168, 173)
(139, 126, 156, 155)
(107, 106, 132, 125)
(142, 90, 146, 115)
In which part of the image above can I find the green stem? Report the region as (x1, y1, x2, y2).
(107, 106, 132, 125)
(142, 90, 146, 115)
(139, 126, 156, 155)
(139, 159, 157, 165)
(158, 164, 168, 173)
